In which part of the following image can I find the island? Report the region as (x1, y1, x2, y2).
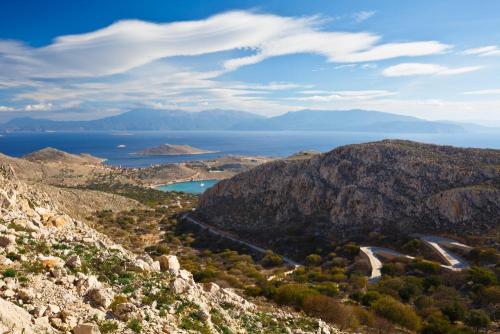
(133, 143, 218, 156)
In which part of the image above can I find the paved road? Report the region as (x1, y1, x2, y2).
(181, 213, 300, 267)
(361, 236, 471, 283)
(360, 246, 413, 283)
(417, 235, 470, 271)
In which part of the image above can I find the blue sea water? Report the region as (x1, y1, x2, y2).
(157, 179, 219, 194)
(0, 131, 499, 168)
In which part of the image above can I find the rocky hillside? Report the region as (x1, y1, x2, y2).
(23, 147, 104, 164)
(0, 164, 342, 333)
(197, 140, 500, 256)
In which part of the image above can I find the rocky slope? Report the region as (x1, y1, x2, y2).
(0, 164, 342, 333)
(197, 140, 500, 256)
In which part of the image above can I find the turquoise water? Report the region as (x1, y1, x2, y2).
(157, 179, 219, 194)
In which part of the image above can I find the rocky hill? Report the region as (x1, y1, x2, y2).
(197, 140, 500, 257)
(23, 147, 104, 165)
(0, 164, 342, 333)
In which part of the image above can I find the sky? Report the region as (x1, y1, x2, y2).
(0, 0, 500, 125)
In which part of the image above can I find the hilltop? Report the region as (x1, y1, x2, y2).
(198, 140, 500, 257)
(23, 147, 104, 164)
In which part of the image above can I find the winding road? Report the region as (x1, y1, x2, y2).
(181, 213, 300, 267)
(181, 214, 470, 283)
(360, 236, 471, 283)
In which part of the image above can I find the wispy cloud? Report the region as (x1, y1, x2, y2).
(0, 11, 450, 78)
(290, 90, 396, 101)
(382, 63, 482, 77)
(352, 11, 377, 23)
(463, 45, 500, 56)
(463, 89, 500, 95)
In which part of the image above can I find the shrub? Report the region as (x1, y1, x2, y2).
(408, 259, 441, 274)
(273, 284, 319, 308)
(315, 282, 339, 297)
(261, 250, 283, 267)
(98, 320, 119, 333)
(127, 318, 142, 333)
(361, 290, 382, 306)
(302, 295, 359, 330)
(441, 301, 466, 323)
(421, 314, 452, 334)
(372, 295, 421, 331)
(464, 309, 490, 332)
(468, 267, 497, 286)
(2, 268, 16, 278)
(305, 254, 322, 266)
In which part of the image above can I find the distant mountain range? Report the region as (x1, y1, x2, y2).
(0, 108, 490, 133)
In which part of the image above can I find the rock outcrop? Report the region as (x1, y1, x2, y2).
(198, 140, 500, 255)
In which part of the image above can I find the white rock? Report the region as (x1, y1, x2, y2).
(73, 323, 101, 334)
(17, 288, 35, 302)
(87, 288, 114, 309)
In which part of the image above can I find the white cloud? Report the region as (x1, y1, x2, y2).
(463, 89, 500, 95)
(0, 106, 15, 112)
(0, 11, 451, 78)
(382, 63, 482, 77)
(352, 11, 376, 23)
(290, 90, 397, 101)
(463, 45, 500, 56)
(24, 103, 53, 111)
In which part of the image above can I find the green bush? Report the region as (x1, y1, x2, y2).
(464, 309, 490, 332)
(372, 295, 421, 331)
(305, 254, 322, 266)
(261, 250, 283, 267)
(468, 267, 497, 286)
(127, 318, 142, 333)
(302, 295, 359, 330)
(98, 320, 119, 333)
(273, 284, 319, 308)
(2, 268, 16, 278)
(441, 301, 466, 323)
(361, 290, 382, 306)
(408, 260, 441, 274)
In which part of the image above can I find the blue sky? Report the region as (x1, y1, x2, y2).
(1, 0, 500, 125)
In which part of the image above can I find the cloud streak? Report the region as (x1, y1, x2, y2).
(382, 63, 482, 77)
(0, 11, 451, 79)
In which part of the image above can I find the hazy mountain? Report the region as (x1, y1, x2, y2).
(1, 109, 264, 132)
(1, 108, 468, 133)
(231, 109, 465, 133)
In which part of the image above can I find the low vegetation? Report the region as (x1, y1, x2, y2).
(86, 185, 499, 333)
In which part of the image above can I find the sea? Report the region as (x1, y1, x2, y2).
(1, 130, 499, 168)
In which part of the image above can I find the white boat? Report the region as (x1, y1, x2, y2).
(200, 183, 205, 187)
(117, 144, 126, 148)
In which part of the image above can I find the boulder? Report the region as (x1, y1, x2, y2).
(18, 287, 35, 302)
(87, 288, 114, 309)
(38, 255, 65, 268)
(158, 255, 180, 275)
(65, 255, 82, 269)
(0, 297, 35, 334)
(76, 275, 101, 295)
(73, 323, 101, 334)
(113, 302, 137, 321)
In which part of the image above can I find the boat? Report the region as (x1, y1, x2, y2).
(117, 144, 126, 148)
